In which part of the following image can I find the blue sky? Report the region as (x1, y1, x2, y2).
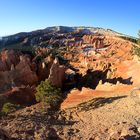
(0, 0, 140, 37)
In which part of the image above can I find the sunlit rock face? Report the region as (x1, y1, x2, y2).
(0, 50, 38, 93)
(48, 57, 66, 88)
(0, 50, 19, 71)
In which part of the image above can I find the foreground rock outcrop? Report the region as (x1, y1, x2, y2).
(0, 91, 140, 140)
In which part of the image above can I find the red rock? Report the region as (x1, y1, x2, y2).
(37, 56, 54, 81)
(0, 55, 38, 93)
(0, 49, 19, 71)
(48, 57, 66, 87)
(9, 86, 36, 104)
(0, 86, 36, 106)
(15, 55, 38, 86)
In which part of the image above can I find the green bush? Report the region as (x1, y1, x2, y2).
(138, 30, 140, 45)
(119, 36, 138, 44)
(1, 102, 16, 114)
(133, 46, 140, 57)
(137, 39, 140, 46)
(35, 79, 62, 106)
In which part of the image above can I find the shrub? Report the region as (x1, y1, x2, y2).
(133, 46, 140, 57)
(119, 36, 138, 44)
(35, 79, 61, 106)
(1, 102, 16, 114)
(35, 55, 44, 63)
(138, 30, 140, 45)
(137, 39, 140, 46)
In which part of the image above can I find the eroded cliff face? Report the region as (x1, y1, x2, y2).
(0, 49, 67, 108)
(63, 35, 133, 82)
(0, 49, 19, 71)
(0, 33, 136, 101)
(0, 53, 38, 93)
(58, 34, 139, 109)
(37, 56, 54, 81)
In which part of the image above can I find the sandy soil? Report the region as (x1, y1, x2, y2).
(60, 90, 140, 139)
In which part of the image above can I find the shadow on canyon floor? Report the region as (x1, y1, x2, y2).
(123, 135, 140, 140)
(104, 77, 133, 85)
(75, 95, 127, 112)
(63, 69, 133, 92)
